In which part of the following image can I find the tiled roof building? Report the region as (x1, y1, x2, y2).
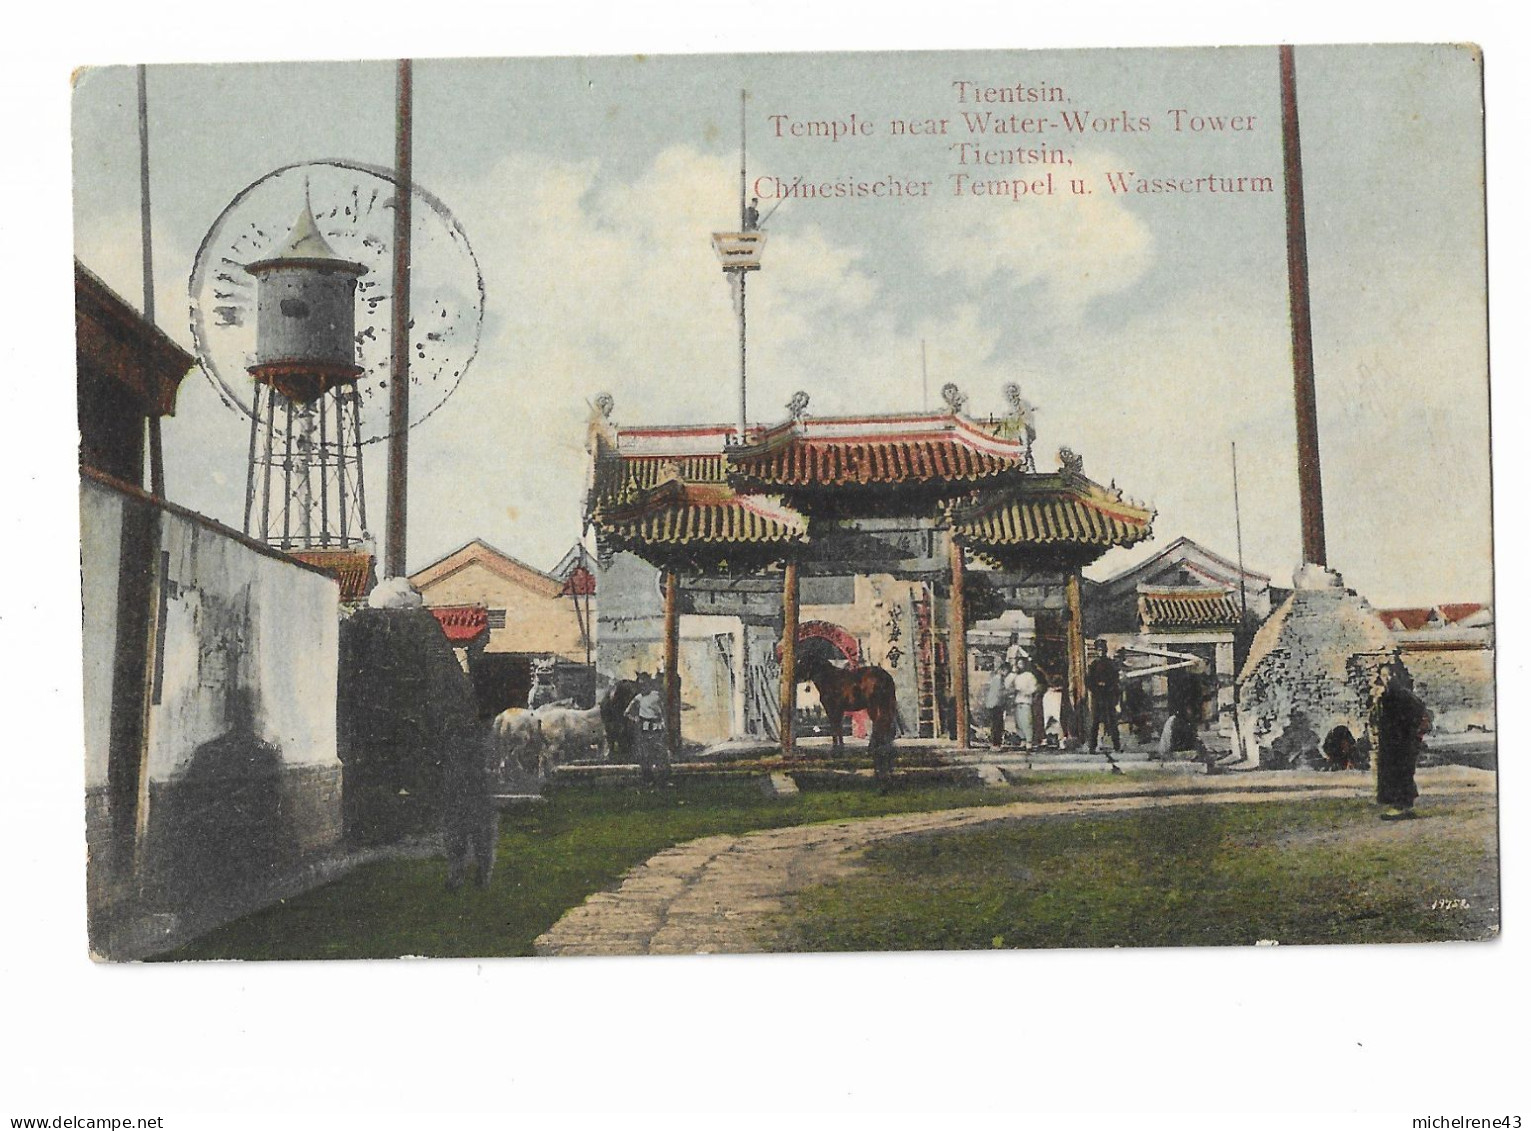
(588, 411, 1153, 566)
(585, 396, 1155, 752)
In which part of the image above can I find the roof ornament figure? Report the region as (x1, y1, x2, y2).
(940, 382, 968, 416)
(787, 390, 810, 420)
(586, 391, 619, 466)
(998, 381, 1038, 471)
(1058, 447, 1085, 476)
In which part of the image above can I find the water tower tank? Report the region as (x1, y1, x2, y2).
(244, 200, 367, 403)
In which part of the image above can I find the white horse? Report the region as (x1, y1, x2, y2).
(492, 703, 605, 781)
(535, 704, 606, 767)
(491, 707, 541, 778)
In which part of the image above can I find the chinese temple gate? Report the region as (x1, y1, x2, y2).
(586, 388, 1154, 756)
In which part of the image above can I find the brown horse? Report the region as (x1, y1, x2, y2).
(799, 658, 900, 782)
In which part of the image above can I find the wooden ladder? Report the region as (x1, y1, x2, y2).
(914, 587, 937, 738)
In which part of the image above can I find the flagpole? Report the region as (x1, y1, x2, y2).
(737, 89, 748, 441)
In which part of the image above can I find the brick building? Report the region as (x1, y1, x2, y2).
(410, 538, 596, 713)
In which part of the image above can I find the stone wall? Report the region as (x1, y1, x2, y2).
(81, 474, 344, 959)
(1403, 647, 1495, 735)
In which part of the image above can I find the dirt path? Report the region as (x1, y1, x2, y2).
(533, 767, 1495, 956)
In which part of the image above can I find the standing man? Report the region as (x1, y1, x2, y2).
(1040, 676, 1065, 750)
(1085, 639, 1124, 771)
(625, 672, 668, 785)
(1374, 661, 1429, 819)
(1007, 659, 1041, 750)
(983, 664, 1008, 750)
(1005, 633, 1028, 672)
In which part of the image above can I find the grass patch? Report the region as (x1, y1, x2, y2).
(166, 776, 1035, 961)
(777, 796, 1499, 952)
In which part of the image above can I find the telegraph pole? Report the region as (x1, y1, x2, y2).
(137, 65, 164, 499)
(385, 58, 413, 579)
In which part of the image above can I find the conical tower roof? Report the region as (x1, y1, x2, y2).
(279, 200, 345, 260)
(245, 197, 366, 276)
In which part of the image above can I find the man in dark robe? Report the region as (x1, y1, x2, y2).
(1374, 663, 1430, 819)
(1085, 640, 1124, 772)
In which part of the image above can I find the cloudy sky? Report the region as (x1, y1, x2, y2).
(72, 45, 1489, 605)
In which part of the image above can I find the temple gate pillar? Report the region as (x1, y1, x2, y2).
(1065, 569, 1086, 736)
(779, 560, 800, 755)
(949, 535, 970, 748)
(663, 567, 680, 758)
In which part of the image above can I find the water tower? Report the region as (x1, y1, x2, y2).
(243, 197, 369, 550)
(190, 160, 486, 566)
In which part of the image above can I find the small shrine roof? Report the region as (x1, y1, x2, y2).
(427, 603, 490, 644)
(1138, 587, 1243, 630)
(287, 547, 376, 603)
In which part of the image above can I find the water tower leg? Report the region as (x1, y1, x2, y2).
(336, 390, 349, 545)
(244, 382, 261, 536)
(318, 392, 331, 546)
(260, 390, 275, 543)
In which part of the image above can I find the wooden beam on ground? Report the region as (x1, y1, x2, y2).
(949, 535, 970, 748)
(779, 559, 799, 755)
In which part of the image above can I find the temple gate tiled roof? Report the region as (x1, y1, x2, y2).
(952, 474, 1154, 553)
(729, 413, 1028, 489)
(592, 452, 729, 508)
(598, 481, 807, 553)
(586, 405, 1153, 566)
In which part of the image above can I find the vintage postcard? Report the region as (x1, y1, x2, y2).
(72, 44, 1495, 962)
